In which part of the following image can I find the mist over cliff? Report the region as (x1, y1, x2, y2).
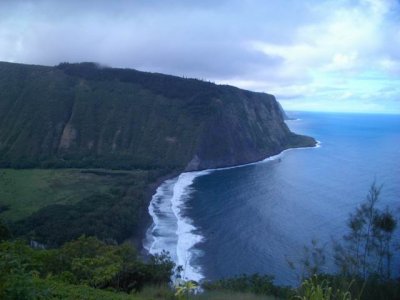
(0, 61, 315, 171)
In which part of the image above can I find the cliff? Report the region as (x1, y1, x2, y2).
(277, 101, 294, 120)
(0, 61, 315, 171)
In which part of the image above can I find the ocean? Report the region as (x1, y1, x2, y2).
(144, 112, 400, 285)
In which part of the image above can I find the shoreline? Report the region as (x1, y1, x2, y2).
(135, 170, 182, 256)
(141, 141, 321, 281)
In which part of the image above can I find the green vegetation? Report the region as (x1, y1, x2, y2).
(0, 218, 10, 241)
(0, 172, 397, 300)
(0, 168, 139, 222)
(1, 174, 398, 300)
(201, 182, 400, 300)
(1, 61, 395, 299)
(0, 168, 168, 246)
(192, 290, 277, 300)
(0, 236, 174, 299)
(175, 280, 198, 299)
(0, 60, 316, 298)
(292, 182, 400, 300)
(294, 275, 354, 300)
(334, 182, 398, 280)
(0, 235, 291, 300)
(24, 280, 143, 300)
(0, 61, 315, 171)
(203, 274, 293, 298)
(295, 274, 400, 300)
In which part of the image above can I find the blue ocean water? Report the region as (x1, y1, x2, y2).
(146, 112, 400, 285)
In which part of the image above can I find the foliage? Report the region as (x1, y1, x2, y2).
(0, 61, 211, 170)
(191, 290, 276, 300)
(0, 218, 11, 241)
(294, 275, 355, 300)
(136, 284, 176, 300)
(297, 274, 400, 300)
(1, 169, 157, 246)
(203, 273, 294, 298)
(15, 192, 139, 246)
(1, 188, 398, 300)
(0, 240, 49, 299)
(24, 278, 143, 300)
(55, 236, 123, 287)
(0, 236, 175, 299)
(287, 239, 327, 282)
(54, 237, 174, 291)
(333, 182, 398, 280)
(290, 182, 400, 300)
(175, 280, 198, 300)
(0, 168, 147, 222)
(0, 61, 314, 171)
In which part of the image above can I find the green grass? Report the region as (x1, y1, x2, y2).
(34, 278, 143, 300)
(0, 168, 143, 222)
(192, 290, 280, 300)
(30, 280, 282, 300)
(35, 280, 282, 300)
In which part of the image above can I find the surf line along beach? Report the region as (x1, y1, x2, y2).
(144, 142, 321, 282)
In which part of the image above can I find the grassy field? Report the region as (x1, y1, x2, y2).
(25, 279, 283, 300)
(0, 168, 146, 222)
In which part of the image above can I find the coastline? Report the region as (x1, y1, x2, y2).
(142, 141, 321, 281)
(135, 170, 181, 255)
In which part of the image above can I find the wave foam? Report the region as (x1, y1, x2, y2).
(144, 142, 321, 282)
(145, 171, 211, 282)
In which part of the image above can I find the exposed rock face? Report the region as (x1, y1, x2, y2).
(0, 61, 315, 171)
(59, 123, 77, 149)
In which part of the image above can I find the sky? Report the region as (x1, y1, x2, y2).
(0, 0, 399, 114)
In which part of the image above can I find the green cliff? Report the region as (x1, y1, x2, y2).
(0, 61, 315, 171)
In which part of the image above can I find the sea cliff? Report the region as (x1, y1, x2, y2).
(0, 61, 315, 171)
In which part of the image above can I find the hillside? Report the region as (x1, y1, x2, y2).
(0, 61, 315, 171)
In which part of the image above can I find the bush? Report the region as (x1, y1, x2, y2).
(0, 237, 175, 298)
(203, 274, 293, 298)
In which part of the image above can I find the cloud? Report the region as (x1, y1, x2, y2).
(0, 0, 399, 113)
(245, 0, 400, 112)
(0, 0, 297, 79)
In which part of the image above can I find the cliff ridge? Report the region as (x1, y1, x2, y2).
(0, 61, 315, 171)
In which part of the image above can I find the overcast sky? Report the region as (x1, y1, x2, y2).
(1, 0, 399, 113)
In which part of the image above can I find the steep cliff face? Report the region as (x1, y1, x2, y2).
(0, 61, 315, 171)
(185, 88, 314, 170)
(277, 101, 293, 120)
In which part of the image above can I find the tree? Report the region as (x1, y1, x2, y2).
(0, 241, 48, 299)
(287, 239, 327, 282)
(372, 208, 397, 279)
(334, 182, 397, 280)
